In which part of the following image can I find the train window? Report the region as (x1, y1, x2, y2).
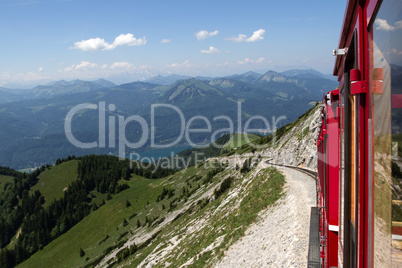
(370, 0, 402, 266)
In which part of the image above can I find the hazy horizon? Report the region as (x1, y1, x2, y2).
(0, 0, 346, 88)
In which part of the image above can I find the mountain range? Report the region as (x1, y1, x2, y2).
(0, 69, 338, 169)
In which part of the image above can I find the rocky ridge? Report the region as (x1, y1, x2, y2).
(265, 105, 320, 170)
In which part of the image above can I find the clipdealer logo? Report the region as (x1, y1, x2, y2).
(64, 101, 286, 163)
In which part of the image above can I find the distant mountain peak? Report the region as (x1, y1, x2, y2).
(91, 79, 116, 88)
(225, 72, 262, 84)
(260, 70, 288, 82)
(164, 78, 223, 103)
(53, 80, 68, 86)
(145, 74, 191, 86)
(242, 71, 261, 77)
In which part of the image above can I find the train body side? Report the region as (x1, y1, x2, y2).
(317, 89, 340, 268)
(314, 0, 402, 267)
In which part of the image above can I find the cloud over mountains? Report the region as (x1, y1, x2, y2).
(195, 30, 219, 40)
(225, 29, 265, 42)
(72, 33, 146, 51)
(201, 46, 220, 54)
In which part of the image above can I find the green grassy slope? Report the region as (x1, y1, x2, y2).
(18, 157, 284, 268)
(18, 163, 199, 268)
(222, 133, 260, 151)
(29, 160, 79, 206)
(18, 173, 166, 268)
(0, 174, 14, 186)
(0, 174, 14, 195)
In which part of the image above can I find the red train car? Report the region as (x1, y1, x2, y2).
(317, 89, 340, 267)
(314, 0, 402, 267)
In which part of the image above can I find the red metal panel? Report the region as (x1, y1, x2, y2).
(357, 2, 367, 266)
(350, 68, 361, 81)
(351, 81, 368, 95)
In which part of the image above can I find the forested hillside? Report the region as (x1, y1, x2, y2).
(0, 155, 175, 267)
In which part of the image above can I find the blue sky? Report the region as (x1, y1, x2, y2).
(0, 0, 346, 86)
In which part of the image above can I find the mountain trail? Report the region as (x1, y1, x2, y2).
(216, 165, 316, 267)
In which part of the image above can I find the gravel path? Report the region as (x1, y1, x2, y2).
(216, 166, 316, 268)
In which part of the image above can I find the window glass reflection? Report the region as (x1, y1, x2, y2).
(372, 1, 402, 266)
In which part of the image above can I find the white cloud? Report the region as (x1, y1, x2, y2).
(0, 70, 50, 83)
(375, 18, 402, 31)
(72, 33, 146, 51)
(168, 60, 192, 68)
(238, 57, 265, 64)
(390, 48, 402, 55)
(161, 39, 171, 43)
(60, 60, 144, 81)
(201, 46, 220, 54)
(256, 57, 265, 63)
(38, 67, 44, 72)
(112, 33, 146, 47)
(64, 61, 100, 72)
(64, 61, 136, 73)
(75, 61, 98, 70)
(227, 34, 247, 43)
(72, 38, 109, 51)
(195, 30, 219, 40)
(247, 29, 265, 42)
(225, 29, 265, 42)
(238, 58, 253, 64)
(110, 62, 133, 69)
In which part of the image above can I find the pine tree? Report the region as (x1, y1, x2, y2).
(79, 248, 85, 257)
